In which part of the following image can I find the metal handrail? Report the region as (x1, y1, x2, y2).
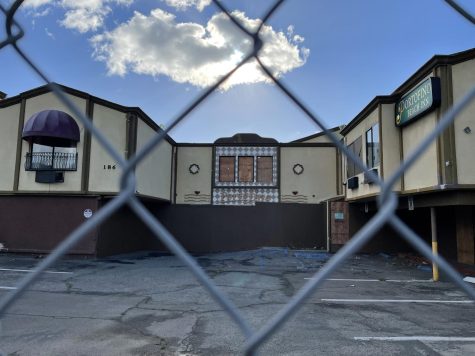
(24, 152, 78, 171)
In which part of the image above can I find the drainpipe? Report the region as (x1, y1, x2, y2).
(430, 207, 439, 282)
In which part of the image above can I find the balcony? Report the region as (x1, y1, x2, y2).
(25, 152, 78, 171)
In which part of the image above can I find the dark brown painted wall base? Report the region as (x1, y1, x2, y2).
(347, 202, 473, 264)
(96, 202, 327, 256)
(0, 196, 328, 257)
(154, 203, 327, 253)
(3, 194, 471, 264)
(96, 201, 164, 257)
(348, 204, 422, 254)
(0, 195, 99, 254)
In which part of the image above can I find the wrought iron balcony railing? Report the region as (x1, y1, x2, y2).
(25, 152, 78, 171)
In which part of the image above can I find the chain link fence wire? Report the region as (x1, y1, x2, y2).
(0, 0, 474, 354)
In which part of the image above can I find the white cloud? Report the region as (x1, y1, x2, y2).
(163, 0, 211, 12)
(61, 0, 133, 33)
(32, 8, 51, 17)
(60, 6, 112, 33)
(45, 27, 55, 39)
(22, 0, 133, 33)
(91, 9, 309, 90)
(293, 34, 304, 43)
(22, 0, 54, 8)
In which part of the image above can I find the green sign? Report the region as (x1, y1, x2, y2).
(395, 77, 441, 127)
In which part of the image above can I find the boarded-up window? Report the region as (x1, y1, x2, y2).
(257, 156, 273, 183)
(238, 156, 254, 182)
(219, 156, 235, 182)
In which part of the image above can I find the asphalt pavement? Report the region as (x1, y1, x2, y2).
(0, 249, 474, 355)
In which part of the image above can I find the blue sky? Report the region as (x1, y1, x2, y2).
(1, 0, 475, 142)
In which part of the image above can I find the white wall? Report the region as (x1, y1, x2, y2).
(88, 104, 126, 193)
(175, 146, 212, 204)
(280, 147, 337, 203)
(18, 92, 86, 192)
(0, 103, 21, 191)
(401, 110, 439, 191)
(380, 103, 401, 191)
(452, 59, 475, 184)
(136, 119, 172, 200)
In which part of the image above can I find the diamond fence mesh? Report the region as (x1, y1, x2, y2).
(0, 0, 474, 354)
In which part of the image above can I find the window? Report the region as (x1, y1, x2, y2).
(238, 156, 254, 182)
(366, 124, 380, 168)
(219, 156, 235, 182)
(257, 156, 273, 183)
(346, 136, 363, 178)
(218, 154, 275, 185)
(25, 143, 78, 171)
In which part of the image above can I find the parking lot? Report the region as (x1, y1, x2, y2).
(0, 249, 474, 355)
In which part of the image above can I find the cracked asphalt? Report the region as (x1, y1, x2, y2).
(0, 249, 474, 355)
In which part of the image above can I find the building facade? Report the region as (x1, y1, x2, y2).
(0, 86, 337, 255)
(0, 48, 474, 264)
(339, 48, 475, 265)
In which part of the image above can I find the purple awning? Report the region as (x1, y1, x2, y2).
(22, 110, 80, 147)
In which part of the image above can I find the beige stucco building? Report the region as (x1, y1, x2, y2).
(339, 48, 475, 265)
(0, 86, 337, 255)
(0, 48, 474, 264)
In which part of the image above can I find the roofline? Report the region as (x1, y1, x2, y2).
(0, 83, 176, 145)
(176, 142, 336, 147)
(340, 47, 475, 136)
(392, 47, 475, 95)
(291, 126, 344, 143)
(340, 95, 396, 135)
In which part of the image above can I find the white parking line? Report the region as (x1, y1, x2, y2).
(322, 299, 474, 304)
(385, 279, 433, 283)
(0, 286, 17, 290)
(354, 336, 475, 342)
(304, 278, 433, 283)
(0, 268, 72, 274)
(305, 278, 379, 282)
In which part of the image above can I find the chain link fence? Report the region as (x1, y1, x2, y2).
(1, 0, 475, 354)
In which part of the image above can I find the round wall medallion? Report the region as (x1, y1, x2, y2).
(189, 163, 200, 175)
(83, 209, 93, 219)
(293, 163, 304, 175)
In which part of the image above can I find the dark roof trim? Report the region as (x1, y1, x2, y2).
(392, 47, 475, 95)
(0, 91, 6, 100)
(214, 133, 278, 144)
(214, 143, 278, 147)
(340, 95, 395, 135)
(176, 143, 214, 147)
(291, 126, 343, 143)
(176, 142, 335, 147)
(0, 83, 176, 145)
(280, 143, 335, 147)
(341, 47, 475, 136)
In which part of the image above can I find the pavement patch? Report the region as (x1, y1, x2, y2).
(464, 276, 475, 284)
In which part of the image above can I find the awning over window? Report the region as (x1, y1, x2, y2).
(22, 110, 80, 147)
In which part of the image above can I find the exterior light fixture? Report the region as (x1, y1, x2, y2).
(464, 126, 471, 134)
